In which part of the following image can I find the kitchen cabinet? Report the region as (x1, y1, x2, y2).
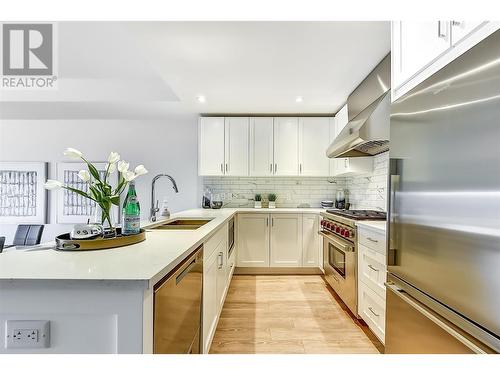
(249, 117, 274, 176)
(298, 117, 331, 176)
(198, 117, 225, 176)
(270, 214, 303, 267)
(392, 21, 499, 101)
(236, 213, 270, 267)
(224, 117, 249, 176)
(273, 117, 299, 176)
(357, 225, 387, 344)
(302, 214, 320, 267)
(202, 248, 219, 353)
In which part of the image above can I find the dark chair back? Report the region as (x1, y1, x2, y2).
(13, 225, 45, 246)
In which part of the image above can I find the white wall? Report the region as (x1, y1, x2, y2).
(0, 117, 200, 243)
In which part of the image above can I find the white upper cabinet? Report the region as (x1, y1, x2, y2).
(334, 157, 373, 177)
(395, 21, 451, 88)
(298, 117, 331, 176)
(224, 117, 249, 176)
(392, 21, 499, 101)
(270, 214, 303, 267)
(249, 117, 274, 176)
(273, 117, 299, 176)
(199, 117, 225, 176)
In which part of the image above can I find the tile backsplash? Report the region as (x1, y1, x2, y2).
(202, 151, 389, 211)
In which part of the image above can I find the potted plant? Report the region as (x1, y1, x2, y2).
(254, 193, 262, 209)
(44, 147, 148, 237)
(268, 193, 277, 209)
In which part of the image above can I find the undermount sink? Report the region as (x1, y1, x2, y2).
(150, 218, 213, 230)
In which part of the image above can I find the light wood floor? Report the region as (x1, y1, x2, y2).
(209, 275, 383, 354)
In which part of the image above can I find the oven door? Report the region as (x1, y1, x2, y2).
(320, 230, 358, 315)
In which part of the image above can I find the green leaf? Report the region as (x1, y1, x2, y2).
(86, 162, 102, 183)
(64, 186, 91, 199)
(110, 195, 120, 206)
(89, 185, 101, 201)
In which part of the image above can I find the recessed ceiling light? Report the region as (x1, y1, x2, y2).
(196, 95, 206, 103)
(295, 96, 303, 103)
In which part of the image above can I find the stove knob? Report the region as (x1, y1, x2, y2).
(340, 228, 346, 236)
(336, 226, 341, 233)
(320, 220, 325, 227)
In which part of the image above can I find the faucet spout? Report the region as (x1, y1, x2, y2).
(150, 174, 179, 222)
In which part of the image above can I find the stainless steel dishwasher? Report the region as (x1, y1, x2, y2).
(153, 246, 203, 354)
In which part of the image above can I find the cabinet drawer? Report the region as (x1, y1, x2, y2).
(204, 224, 227, 261)
(359, 282, 386, 344)
(359, 243, 387, 298)
(358, 227, 386, 255)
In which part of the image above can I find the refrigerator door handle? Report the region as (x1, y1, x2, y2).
(387, 159, 401, 267)
(385, 282, 487, 354)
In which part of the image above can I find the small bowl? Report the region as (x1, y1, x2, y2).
(211, 201, 223, 209)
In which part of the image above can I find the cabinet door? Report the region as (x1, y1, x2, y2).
(273, 117, 299, 176)
(395, 21, 451, 88)
(249, 117, 274, 176)
(270, 214, 303, 267)
(225, 117, 249, 176)
(199, 117, 225, 176)
(236, 214, 270, 267)
(215, 239, 228, 310)
(359, 282, 386, 344)
(202, 250, 218, 353)
(451, 21, 486, 46)
(299, 117, 331, 176)
(331, 105, 349, 176)
(302, 214, 320, 267)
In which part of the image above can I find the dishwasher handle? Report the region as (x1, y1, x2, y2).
(176, 258, 197, 285)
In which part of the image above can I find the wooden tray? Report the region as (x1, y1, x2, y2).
(55, 228, 146, 251)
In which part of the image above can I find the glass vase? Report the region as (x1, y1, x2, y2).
(92, 204, 117, 238)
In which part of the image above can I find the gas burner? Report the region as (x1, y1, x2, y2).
(325, 209, 387, 220)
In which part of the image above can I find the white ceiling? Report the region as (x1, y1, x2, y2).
(0, 21, 390, 118)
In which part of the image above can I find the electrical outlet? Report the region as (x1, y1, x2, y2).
(5, 320, 50, 349)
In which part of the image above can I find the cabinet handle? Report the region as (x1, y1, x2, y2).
(266, 218, 269, 226)
(271, 217, 274, 226)
(438, 21, 447, 39)
(225, 163, 228, 172)
(218, 252, 223, 269)
(344, 159, 348, 168)
(368, 264, 379, 272)
(368, 307, 379, 317)
(274, 163, 277, 173)
(220, 163, 223, 173)
(270, 163, 273, 173)
(299, 163, 302, 174)
(367, 237, 378, 243)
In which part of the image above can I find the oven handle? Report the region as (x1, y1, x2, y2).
(318, 230, 354, 252)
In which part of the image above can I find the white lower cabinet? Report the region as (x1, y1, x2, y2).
(358, 282, 386, 343)
(202, 249, 219, 354)
(357, 225, 387, 344)
(202, 223, 232, 354)
(270, 214, 303, 267)
(302, 214, 321, 267)
(236, 213, 270, 267)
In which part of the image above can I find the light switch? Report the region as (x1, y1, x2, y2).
(5, 320, 50, 349)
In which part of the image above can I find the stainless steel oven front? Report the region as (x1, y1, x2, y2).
(320, 229, 358, 316)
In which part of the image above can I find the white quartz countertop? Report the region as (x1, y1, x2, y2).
(0, 207, 326, 283)
(356, 220, 387, 233)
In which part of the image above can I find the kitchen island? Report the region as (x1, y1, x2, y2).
(0, 208, 325, 354)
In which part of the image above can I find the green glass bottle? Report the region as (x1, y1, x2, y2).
(122, 181, 141, 235)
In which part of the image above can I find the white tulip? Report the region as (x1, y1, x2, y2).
(63, 147, 83, 159)
(117, 160, 129, 173)
(107, 163, 117, 174)
(134, 165, 148, 176)
(123, 171, 136, 182)
(77, 169, 91, 182)
(44, 179, 63, 190)
(108, 152, 120, 164)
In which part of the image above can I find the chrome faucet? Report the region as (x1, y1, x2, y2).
(150, 174, 179, 222)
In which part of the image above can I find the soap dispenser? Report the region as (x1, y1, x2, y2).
(160, 197, 170, 218)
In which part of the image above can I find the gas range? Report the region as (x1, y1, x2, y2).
(320, 209, 386, 243)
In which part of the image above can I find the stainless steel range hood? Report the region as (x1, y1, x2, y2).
(327, 54, 391, 158)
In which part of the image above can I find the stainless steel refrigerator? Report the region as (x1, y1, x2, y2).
(386, 30, 500, 353)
